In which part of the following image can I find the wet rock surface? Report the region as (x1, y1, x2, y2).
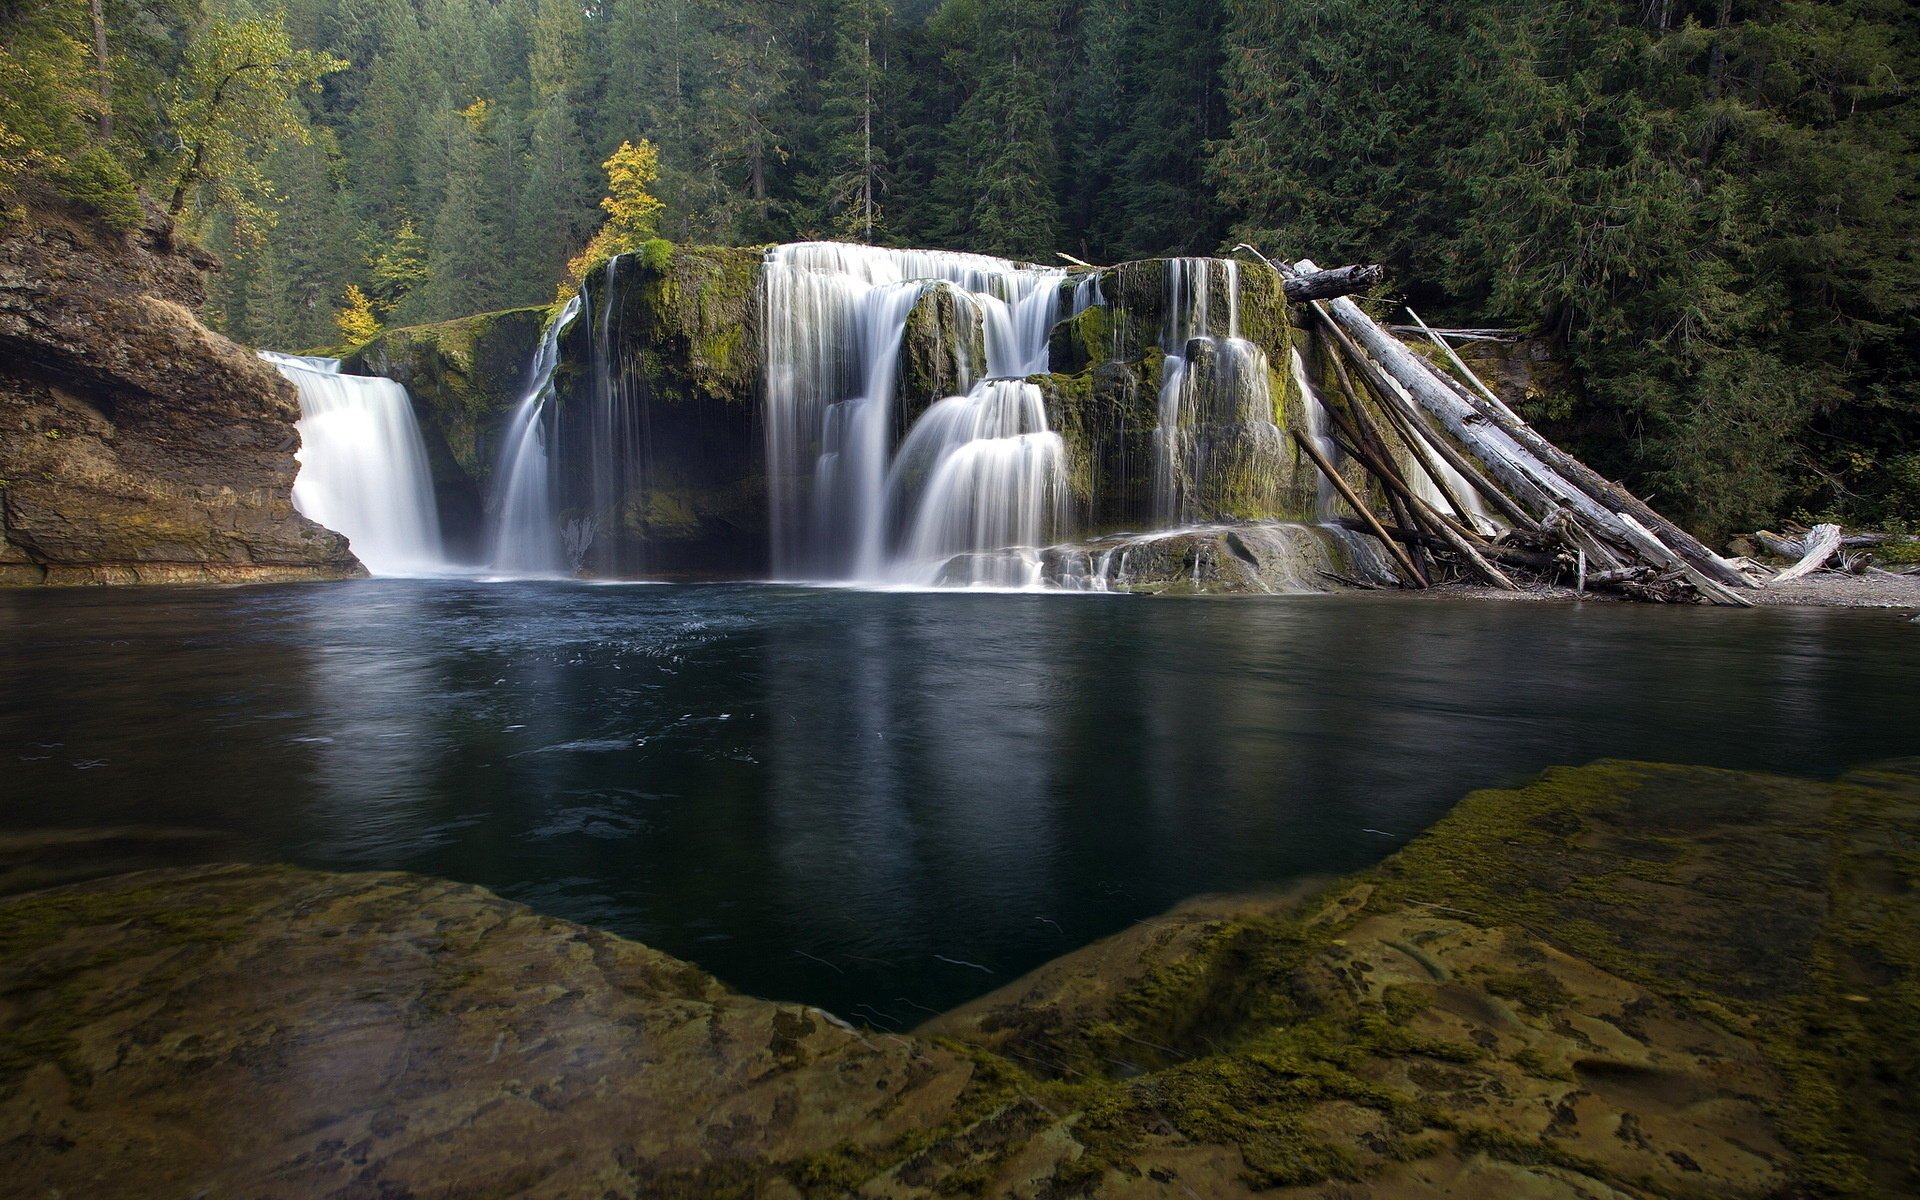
(5, 759, 1914, 1196)
(0, 192, 362, 585)
(344, 306, 547, 559)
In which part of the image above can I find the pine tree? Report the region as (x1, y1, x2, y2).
(927, 0, 1063, 260)
(513, 0, 599, 297)
(369, 218, 429, 319)
(808, 0, 892, 241)
(423, 99, 503, 319)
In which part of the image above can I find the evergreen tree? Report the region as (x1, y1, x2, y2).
(927, 0, 1063, 260)
(423, 99, 503, 319)
(806, 0, 893, 241)
(513, 0, 599, 297)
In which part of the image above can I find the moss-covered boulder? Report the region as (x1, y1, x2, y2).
(898, 283, 985, 428)
(554, 243, 768, 577)
(344, 307, 548, 559)
(1035, 357, 1159, 531)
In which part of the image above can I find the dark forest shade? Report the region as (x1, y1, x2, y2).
(3, 0, 1915, 539)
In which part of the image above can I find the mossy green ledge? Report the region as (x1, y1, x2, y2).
(5, 758, 1914, 1197)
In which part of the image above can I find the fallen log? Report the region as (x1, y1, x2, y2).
(1297, 261, 1752, 604)
(1768, 523, 1842, 584)
(1754, 528, 1898, 558)
(1313, 305, 1543, 532)
(1282, 263, 1386, 303)
(1291, 429, 1424, 587)
(1400, 305, 1751, 592)
(1615, 514, 1754, 607)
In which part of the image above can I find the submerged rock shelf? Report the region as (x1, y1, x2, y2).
(4, 759, 1914, 1197)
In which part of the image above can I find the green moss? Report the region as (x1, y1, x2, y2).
(1481, 969, 1573, 1016)
(0, 877, 260, 1085)
(1047, 304, 1114, 375)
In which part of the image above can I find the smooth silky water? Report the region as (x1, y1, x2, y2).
(3, 582, 1916, 1023)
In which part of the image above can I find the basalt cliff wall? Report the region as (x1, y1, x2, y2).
(0, 191, 362, 584)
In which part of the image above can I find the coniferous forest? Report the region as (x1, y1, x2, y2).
(3, 0, 1917, 538)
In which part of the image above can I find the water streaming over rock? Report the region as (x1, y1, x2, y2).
(261, 351, 446, 576)
(760, 243, 1068, 583)
(1150, 259, 1289, 526)
(487, 294, 582, 576)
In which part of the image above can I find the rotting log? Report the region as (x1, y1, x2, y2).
(1400, 305, 1751, 592)
(1282, 263, 1386, 303)
(1768, 523, 1842, 584)
(1291, 429, 1424, 587)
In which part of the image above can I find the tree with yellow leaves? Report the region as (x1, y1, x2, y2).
(561, 139, 665, 295)
(335, 284, 381, 346)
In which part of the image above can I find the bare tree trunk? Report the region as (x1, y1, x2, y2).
(1768, 524, 1842, 583)
(89, 0, 112, 141)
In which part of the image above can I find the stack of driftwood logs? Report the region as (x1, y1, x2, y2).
(1259, 252, 1760, 605)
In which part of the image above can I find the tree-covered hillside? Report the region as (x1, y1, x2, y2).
(2, 0, 1915, 537)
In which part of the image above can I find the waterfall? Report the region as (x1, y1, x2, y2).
(1150, 258, 1286, 526)
(760, 242, 1068, 583)
(487, 293, 582, 576)
(261, 351, 446, 576)
(1291, 347, 1341, 522)
(887, 380, 1069, 586)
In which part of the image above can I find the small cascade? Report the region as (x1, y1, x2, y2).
(1291, 347, 1341, 521)
(760, 243, 1068, 582)
(887, 380, 1069, 586)
(1150, 258, 1287, 524)
(487, 293, 582, 575)
(576, 256, 654, 576)
(261, 351, 445, 576)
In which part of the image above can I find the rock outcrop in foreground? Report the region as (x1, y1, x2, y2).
(0, 192, 362, 584)
(3, 759, 1914, 1197)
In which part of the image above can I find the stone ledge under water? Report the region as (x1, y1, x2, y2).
(4, 759, 1915, 1197)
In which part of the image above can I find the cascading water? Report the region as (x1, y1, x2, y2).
(487, 293, 582, 575)
(1150, 258, 1287, 526)
(261, 351, 446, 576)
(760, 243, 1069, 584)
(887, 380, 1068, 586)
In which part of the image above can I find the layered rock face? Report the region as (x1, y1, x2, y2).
(0, 193, 361, 584)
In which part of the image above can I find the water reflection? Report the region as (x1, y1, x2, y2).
(1, 582, 1916, 1016)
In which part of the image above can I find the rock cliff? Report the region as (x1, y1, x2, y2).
(0, 191, 361, 584)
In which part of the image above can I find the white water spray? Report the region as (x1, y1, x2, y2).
(760, 243, 1068, 583)
(262, 351, 446, 576)
(488, 294, 583, 575)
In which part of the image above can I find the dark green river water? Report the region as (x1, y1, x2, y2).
(2, 581, 1915, 1020)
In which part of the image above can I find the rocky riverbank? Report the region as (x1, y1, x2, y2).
(4, 758, 1913, 1197)
(0, 191, 363, 585)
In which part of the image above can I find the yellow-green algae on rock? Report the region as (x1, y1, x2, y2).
(2, 759, 1915, 1198)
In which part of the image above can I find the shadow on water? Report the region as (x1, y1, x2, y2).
(2, 580, 1916, 1017)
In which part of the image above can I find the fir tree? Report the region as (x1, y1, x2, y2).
(423, 99, 503, 319)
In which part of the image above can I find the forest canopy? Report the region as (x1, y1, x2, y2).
(1, 0, 1914, 537)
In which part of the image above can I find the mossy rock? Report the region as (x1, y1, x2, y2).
(344, 306, 549, 485)
(571, 241, 765, 408)
(899, 283, 985, 429)
(5, 761, 1918, 1195)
